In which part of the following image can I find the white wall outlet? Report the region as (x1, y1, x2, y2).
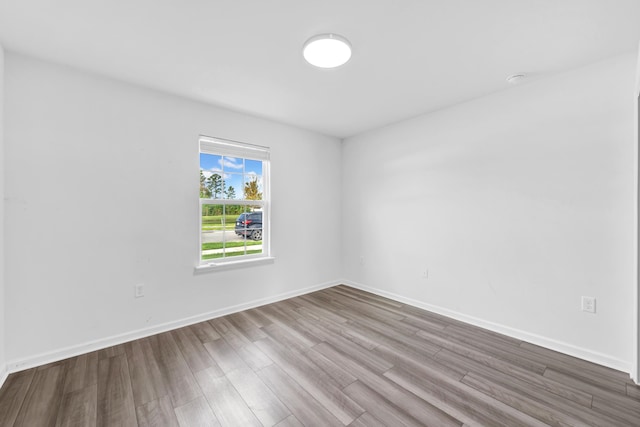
(581, 296, 595, 313)
(360, 256, 365, 265)
(422, 269, 429, 278)
(135, 283, 145, 298)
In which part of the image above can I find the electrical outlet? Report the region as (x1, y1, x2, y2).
(360, 256, 365, 265)
(581, 296, 595, 313)
(135, 283, 145, 298)
(422, 269, 429, 279)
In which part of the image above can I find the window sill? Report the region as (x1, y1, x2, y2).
(194, 256, 275, 274)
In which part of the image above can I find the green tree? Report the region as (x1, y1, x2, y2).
(207, 173, 224, 198)
(200, 171, 211, 198)
(243, 178, 262, 201)
(225, 185, 236, 200)
(227, 204, 242, 215)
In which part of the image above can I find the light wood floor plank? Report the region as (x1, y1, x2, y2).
(384, 365, 548, 427)
(173, 395, 220, 427)
(135, 395, 179, 427)
(225, 365, 291, 426)
(295, 306, 380, 350)
(591, 394, 640, 426)
(256, 305, 320, 349)
(304, 346, 358, 388)
(521, 341, 632, 386)
(314, 341, 464, 426)
(433, 347, 594, 408)
(209, 317, 254, 349)
(147, 332, 202, 408)
(171, 326, 219, 374)
(97, 343, 127, 360)
(544, 367, 640, 411)
(627, 383, 640, 401)
(274, 414, 304, 427)
(226, 312, 268, 342)
(55, 384, 97, 427)
(188, 321, 221, 344)
(261, 321, 316, 354)
(14, 364, 66, 427)
(416, 327, 546, 375)
(348, 411, 387, 427)
(372, 344, 466, 382)
(461, 372, 609, 427)
(62, 351, 98, 395)
(203, 338, 246, 375)
(0, 369, 35, 427)
(380, 368, 483, 427)
(298, 318, 394, 374)
(97, 354, 137, 427)
(343, 380, 428, 427)
(437, 327, 548, 375)
(255, 337, 364, 424)
(203, 332, 273, 376)
(288, 295, 349, 324)
(242, 307, 272, 328)
(256, 363, 343, 427)
(125, 338, 169, 407)
(195, 367, 262, 427)
(210, 317, 273, 371)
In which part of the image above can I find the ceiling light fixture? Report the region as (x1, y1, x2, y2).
(303, 34, 352, 68)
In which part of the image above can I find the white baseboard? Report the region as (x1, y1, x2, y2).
(5, 279, 340, 376)
(4, 277, 631, 388)
(341, 279, 632, 374)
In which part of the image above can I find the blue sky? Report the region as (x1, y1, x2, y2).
(200, 154, 263, 199)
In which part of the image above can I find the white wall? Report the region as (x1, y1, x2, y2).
(3, 53, 342, 365)
(342, 52, 637, 371)
(3, 49, 636, 376)
(0, 44, 6, 378)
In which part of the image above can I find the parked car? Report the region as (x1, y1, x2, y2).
(235, 211, 262, 241)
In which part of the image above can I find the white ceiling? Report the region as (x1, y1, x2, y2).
(1, 1, 639, 138)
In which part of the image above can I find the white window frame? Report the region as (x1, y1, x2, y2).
(195, 136, 273, 272)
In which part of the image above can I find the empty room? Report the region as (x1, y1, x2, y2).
(1, 1, 640, 426)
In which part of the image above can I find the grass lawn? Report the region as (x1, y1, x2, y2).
(202, 224, 235, 231)
(202, 241, 262, 250)
(201, 214, 240, 231)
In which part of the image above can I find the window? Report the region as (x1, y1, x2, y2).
(197, 136, 271, 269)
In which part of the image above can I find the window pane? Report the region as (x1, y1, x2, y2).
(244, 159, 263, 202)
(201, 204, 235, 231)
(245, 159, 262, 175)
(203, 173, 224, 198)
(222, 156, 243, 172)
(200, 153, 222, 172)
(223, 173, 243, 199)
(243, 175, 263, 201)
(200, 154, 223, 198)
(201, 205, 263, 260)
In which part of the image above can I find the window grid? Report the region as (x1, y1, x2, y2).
(199, 136, 270, 268)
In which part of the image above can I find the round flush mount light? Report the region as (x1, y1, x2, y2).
(303, 34, 352, 68)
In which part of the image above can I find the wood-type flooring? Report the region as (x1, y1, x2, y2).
(1, 285, 639, 426)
